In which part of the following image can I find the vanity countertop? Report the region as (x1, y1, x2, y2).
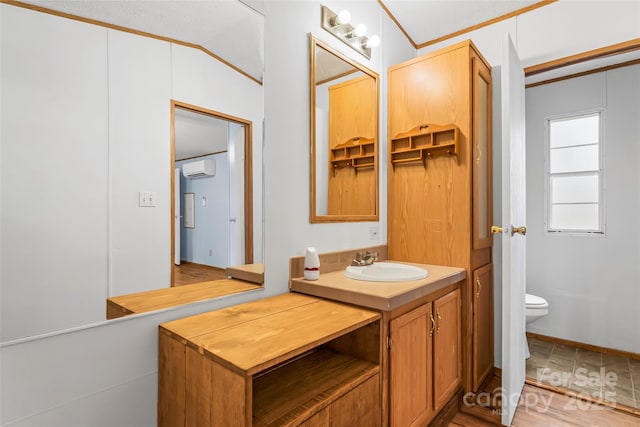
(290, 262, 466, 311)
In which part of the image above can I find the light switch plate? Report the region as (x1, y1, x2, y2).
(139, 191, 156, 207)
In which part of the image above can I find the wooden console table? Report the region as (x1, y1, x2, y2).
(158, 293, 382, 426)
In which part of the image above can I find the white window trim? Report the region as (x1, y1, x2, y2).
(543, 109, 606, 237)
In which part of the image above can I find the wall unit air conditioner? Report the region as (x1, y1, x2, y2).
(182, 159, 215, 178)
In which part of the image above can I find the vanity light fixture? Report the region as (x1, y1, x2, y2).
(320, 5, 379, 60)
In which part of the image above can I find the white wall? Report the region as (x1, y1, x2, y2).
(0, 1, 412, 425)
(1, 5, 110, 342)
(417, 0, 640, 367)
(108, 29, 172, 298)
(177, 153, 230, 268)
(525, 65, 640, 353)
(0, 289, 266, 427)
(263, 0, 415, 289)
(0, 4, 264, 341)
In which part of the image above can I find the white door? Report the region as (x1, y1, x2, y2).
(228, 123, 245, 266)
(174, 167, 181, 266)
(499, 34, 527, 426)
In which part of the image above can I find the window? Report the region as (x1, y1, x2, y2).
(546, 111, 603, 234)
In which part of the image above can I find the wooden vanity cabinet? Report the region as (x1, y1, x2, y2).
(388, 40, 493, 393)
(158, 293, 382, 427)
(389, 288, 461, 427)
(390, 304, 432, 427)
(433, 289, 463, 409)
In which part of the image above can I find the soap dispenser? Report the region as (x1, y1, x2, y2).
(304, 247, 320, 280)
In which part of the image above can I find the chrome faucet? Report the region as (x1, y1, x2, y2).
(351, 251, 378, 266)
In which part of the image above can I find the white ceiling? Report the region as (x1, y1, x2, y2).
(381, 0, 539, 46)
(314, 45, 360, 84)
(174, 108, 229, 161)
(22, 0, 265, 82)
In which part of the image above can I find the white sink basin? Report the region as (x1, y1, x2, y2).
(344, 262, 428, 282)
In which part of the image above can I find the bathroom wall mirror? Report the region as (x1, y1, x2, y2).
(309, 35, 379, 223)
(0, 1, 264, 343)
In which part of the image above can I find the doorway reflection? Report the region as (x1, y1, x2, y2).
(171, 102, 254, 285)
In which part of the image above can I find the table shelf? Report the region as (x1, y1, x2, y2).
(390, 124, 459, 167)
(331, 136, 376, 174)
(253, 347, 379, 426)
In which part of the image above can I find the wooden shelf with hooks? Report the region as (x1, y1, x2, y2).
(390, 124, 459, 167)
(330, 136, 376, 174)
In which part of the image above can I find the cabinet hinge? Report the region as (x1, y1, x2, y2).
(387, 336, 392, 349)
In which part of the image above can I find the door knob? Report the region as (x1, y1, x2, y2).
(511, 226, 527, 236)
(491, 225, 503, 234)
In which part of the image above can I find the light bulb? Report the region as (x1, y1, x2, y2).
(353, 24, 367, 38)
(331, 9, 351, 26)
(365, 35, 380, 48)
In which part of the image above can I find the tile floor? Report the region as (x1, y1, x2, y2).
(526, 336, 640, 409)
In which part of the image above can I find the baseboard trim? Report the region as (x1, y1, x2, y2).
(429, 388, 463, 427)
(526, 332, 640, 361)
(177, 261, 226, 272)
(524, 377, 640, 417)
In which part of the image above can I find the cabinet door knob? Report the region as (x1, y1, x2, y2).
(436, 309, 442, 333)
(476, 277, 482, 298)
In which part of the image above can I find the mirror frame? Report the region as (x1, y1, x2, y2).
(309, 34, 380, 223)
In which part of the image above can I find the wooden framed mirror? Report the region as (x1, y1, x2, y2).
(309, 34, 379, 223)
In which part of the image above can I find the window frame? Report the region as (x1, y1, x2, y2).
(544, 109, 605, 236)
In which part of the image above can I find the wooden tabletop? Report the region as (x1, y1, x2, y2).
(226, 263, 264, 284)
(290, 262, 466, 311)
(106, 279, 261, 319)
(160, 292, 380, 375)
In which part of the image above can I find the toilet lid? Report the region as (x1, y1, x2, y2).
(526, 293, 548, 308)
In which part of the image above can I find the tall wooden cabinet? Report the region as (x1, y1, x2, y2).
(388, 40, 493, 392)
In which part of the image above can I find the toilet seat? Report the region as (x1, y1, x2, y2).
(526, 293, 549, 309)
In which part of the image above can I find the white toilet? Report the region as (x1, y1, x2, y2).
(525, 293, 549, 358)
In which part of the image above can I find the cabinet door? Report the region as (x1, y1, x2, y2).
(473, 264, 494, 391)
(330, 375, 381, 427)
(390, 304, 433, 427)
(433, 289, 461, 410)
(472, 57, 493, 250)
